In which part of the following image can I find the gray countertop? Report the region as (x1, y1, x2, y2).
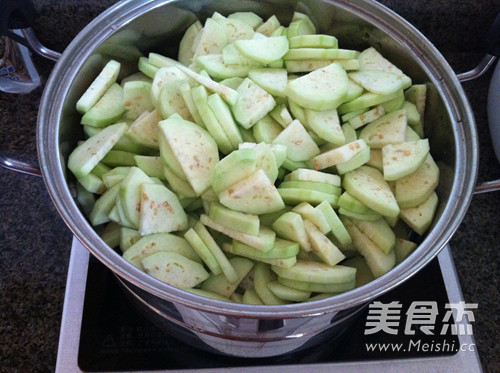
(0, 1, 499, 372)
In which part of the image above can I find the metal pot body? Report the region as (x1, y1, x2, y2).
(37, 0, 478, 358)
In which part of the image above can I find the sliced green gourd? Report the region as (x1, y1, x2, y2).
(348, 70, 405, 95)
(178, 81, 204, 126)
(138, 56, 159, 78)
(253, 263, 289, 305)
(209, 201, 259, 236)
(402, 100, 424, 137)
(270, 104, 293, 127)
(157, 79, 193, 121)
(123, 80, 154, 121)
(178, 20, 203, 66)
(123, 232, 201, 269)
(242, 288, 264, 304)
(134, 155, 164, 179)
(126, 109, 162, 149)
(101, 149, 137, 168)
(80, 83, 125, 127)
(196, 54, 252, 79)
(176, 64, 239, 105)
(404, 84, 427, 133)
(232, 78, 277, 129)
(253, 115, 283, 143)
(347, 105, 386, 130)
(312, 139, 367, 170)
(163, 166, 197, 198)
(272, 119, 319, 161)
(267, 281, 311, 302)
(193, 222, 239, 283)
(357, 47, 412, 89)
(139, 183, 188, 235)
(119, 227, 141, 253)
(394, 154, 439, 208)
(150, 66, 188, 107)
(142, 252, 209, 288)
(206, 93, 243, 149)
(287, 168, 341, 186)
(292, 202, 330, 234)
(187, 288, 234, 302)
(76, 59, 121, 114)
(201, 214, 276, 252)
(213, 14, 255, 42)
(192, 18, 229, 62)
(341, 216, 396, 278)
(222, 43, 263, 66)
(338, 192, 374, 214)
(229, 238, 299, 260)
(284, 59, 357, 73)
(272, 260, 356, 284)
(289, 34, 338, 49)
(287, 18, 315, 39)
(342, 256, 375, 287)
(284, 48, 358, 61)
(278, 276, 355, 293)
(336, 145, 370, 175)
(382, 139, 430, 181)
(76, 180, 96, 216)
(184, 228, 222, 274)
(305, 108, 345, 146)
(255, 15, 281, 36)
(234, 36, 289, 64)
(218, 169, 284, 215)
(338, 207, 382, 222)
(211, 148, 257, 194)
(338, 89, 403, 115)
(394, 237, 418, 264)
(303, 220, 345, 266)
(279, 180, 341, 195)
(89, 183, 120, 226)
(227, 12, 263, 30)
(201, 257, 255, 298)
(119, 167, 155, 228)
(343, 165, 400, 218)
(359, 109, 407, 149)
(280, 158, 307, 171)
(399, 191, 439, 235)
(367, 148, 383, 171)
(380, 91, 405, 113)
(248, 68, 288, 97)
(76, 171, 106, 194)
(158, 116, 219, 195)
(351, 218, 395, 255)
(68, 122, 128, 178)
(220, 76, 245, 90)
(286, 62, 349, 111)
(315, 201, 352, 248)
(278, 188, 339, 207)
(272, 212, 311, 252)
(102, 166, 131, 189)
(288, 99, 308, 125)
(191, 85, 233, 154)
(252, 143, 279, 182)
(259, 206, 292, 226)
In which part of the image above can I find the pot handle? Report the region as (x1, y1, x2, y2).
(456, 12, 500, 194)
(0, 0, 61, 177)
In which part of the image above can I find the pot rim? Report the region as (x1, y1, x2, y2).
(37, 0, 478, 318)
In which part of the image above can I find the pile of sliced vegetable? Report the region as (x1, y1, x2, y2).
(68, 9, 439, 304)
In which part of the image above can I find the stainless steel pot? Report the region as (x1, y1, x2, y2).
(3, 0, 500, 358)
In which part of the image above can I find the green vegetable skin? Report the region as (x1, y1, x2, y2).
(68, 9, 439, 304)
